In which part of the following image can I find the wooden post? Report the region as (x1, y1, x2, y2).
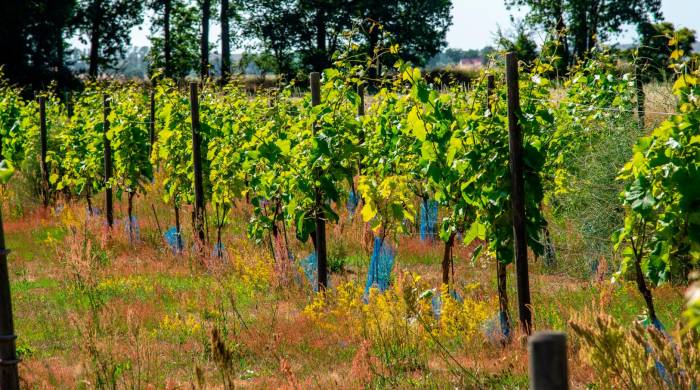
(38, 96, 49, 208)
(441, 232, 455, 285)
(66, 91, 74, 118)
(103, 94, 113, 228)
(488, 74, 511, 341)
(505, 52, 532, 335)
(635, 64, 645, 129)
(357, 85, 365, 117)
(487, 74, 496, 110)
(357, 85, 365, 176)
(0, 209, 19, 389)
(149, 90, 156, 154)
(189, 83, 206, 245)
(310, 72, 328, 290)
(529, 332, 568, 390)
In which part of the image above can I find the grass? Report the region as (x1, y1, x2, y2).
(3, 83, 692, 388)
(4, 197, 686, 388)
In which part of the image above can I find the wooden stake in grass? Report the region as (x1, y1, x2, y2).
(190, 82, 206, 246)
(149, 89, 156, 155)
(529, 332, 568, 390)
(103, 94, 114, 228)
(0, 208, 19, 389)
(488, 74, 512, 341)
(357, 84, 365, 177)
(441, 232, 456, 285)
(310, 72, 328, 290)
(505, 52, 532, 335)
(66, 91, 74, 118)
(635, 63, 645, 129)
(39, 96, 49, 208)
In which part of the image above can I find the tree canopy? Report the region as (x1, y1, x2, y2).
(149, 0, 200, 79)
(244, 0, 452, 78)
(5, 0, 697, 90)
(505, 0, 663, 62)
(73, 0, 145, 77)
(0, 0, 76, 90)
(637, 21, 697, 81)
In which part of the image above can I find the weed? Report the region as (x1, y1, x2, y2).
(570, 314, 700, 389)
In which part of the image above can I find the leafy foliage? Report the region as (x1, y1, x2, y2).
(614, 49, 700, 288)
(53, 84, 105, 203)
(505, 0, 663, 62)
(108, 85, 154, 204)
(151, 80, 198, 208)
(73, 0, 145, 76)
(149, 0, 201, 79)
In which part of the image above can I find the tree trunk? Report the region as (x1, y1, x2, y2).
(441, 232, 455, 285)
(164, 0, 172, 78)
(497, 260, 511, 342)
(86, 189, 93, 216)
(174, 205, 182, 252)
(367, 26, 379, 84)
(571, 3, 588, 60)
(216, 226, 223, 258)
(88, 19, 100, 78)
(553, 0, 570, 68)
(634, 254, 658, 325)
(587, 1, 600, 53)
(310, 227, 317, 250)
(56, 28, 65, 73)
(314, 6, 327, 71)
(127, 191, 135, 242)
(357, 85, 365, 179)
(199, 0, 211, 80)
(220, 0, 230, 82)
(271, 223, 280, 261)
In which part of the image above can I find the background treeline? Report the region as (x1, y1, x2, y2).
(0, 0, 451, 91)
(503, 0, 698, 80)
(0, 0, 697, 93)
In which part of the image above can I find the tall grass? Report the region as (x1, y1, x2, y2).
(545, 114, 645, 279)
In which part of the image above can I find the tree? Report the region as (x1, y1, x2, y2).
(356, 0, 452, 70)
(198, 0, 211, 80)
(25, 0, 76, 87)
(637, 22, 696, 82)
(148, 0, 173, 78)
(244, 0, 304, 78)
(496, 24, 539, 67)
(220, 0, 242, 81)
(298, 0, 355, 72)
(0, 0, 27, 86)
(149, 0, 199, 79)
(221, 0, 230, 80)
(505, 0, 662, 63)
(244, 0, 452, 78)
(0, 0, 76, 90)
(73, 0, 144, 78)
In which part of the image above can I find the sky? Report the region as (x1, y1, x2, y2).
(447, 0, 700, 49)
(90, 0, 700, 52)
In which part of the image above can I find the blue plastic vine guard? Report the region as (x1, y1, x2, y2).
(300, 252, 318, 292)
(420, 199, 438, 241)
(364, 237, 396, 296)
(164, 226, 184, 253)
